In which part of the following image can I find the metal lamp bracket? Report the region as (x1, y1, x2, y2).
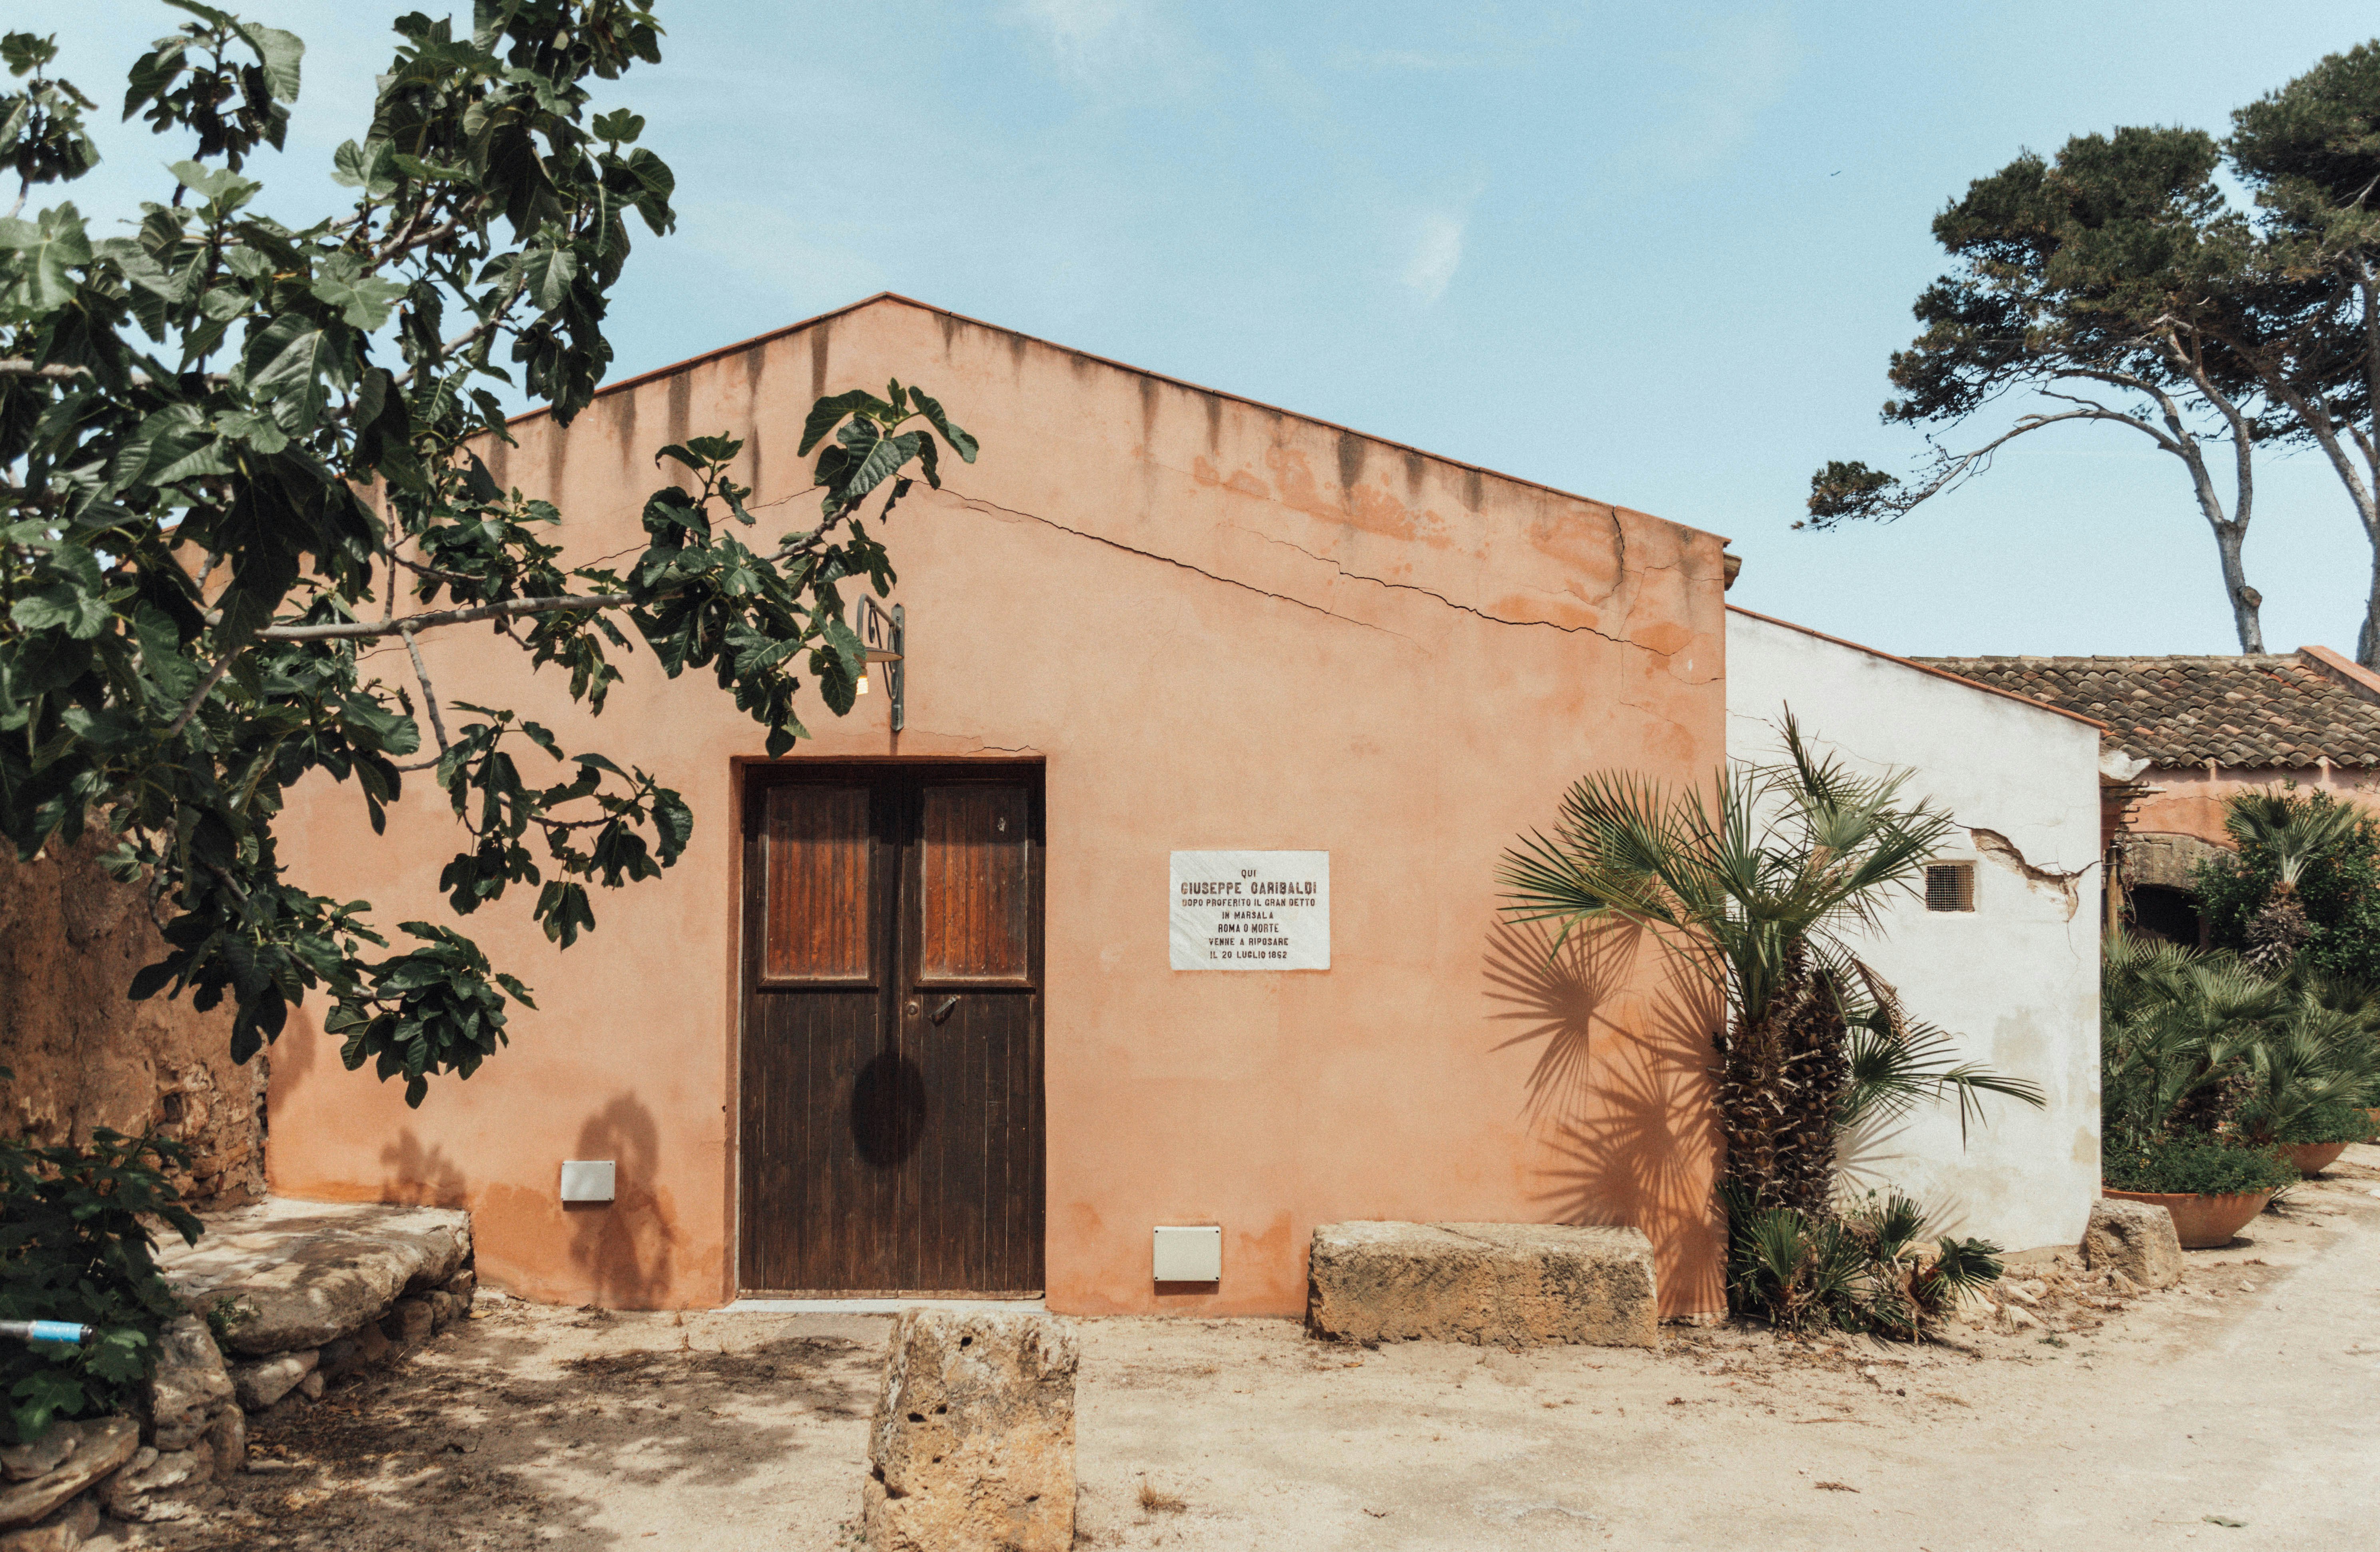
(857, 597, 906, 733)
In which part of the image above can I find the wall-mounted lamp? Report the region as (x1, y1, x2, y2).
(854, 596, 905, 731)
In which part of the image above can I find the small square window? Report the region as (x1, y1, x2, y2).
(1925, 862, 1975, 912)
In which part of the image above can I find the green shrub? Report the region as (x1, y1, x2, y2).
(2273, 1098, 2374, 1145)
(0, 1132, 202, 1444)
(2102, 1136, 2298, 1195)
(2197, 791, 2380, 985)
(1721, 1185, 2003, 1340)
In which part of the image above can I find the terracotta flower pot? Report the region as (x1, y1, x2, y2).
(2282, 1141, 2348, 1177)
(2101, 1188, 2275, 1249)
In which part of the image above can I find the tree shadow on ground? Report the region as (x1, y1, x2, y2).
(153, 1306, 885, 1552)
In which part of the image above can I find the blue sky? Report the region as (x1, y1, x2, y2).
(46, 2, 2380, 656)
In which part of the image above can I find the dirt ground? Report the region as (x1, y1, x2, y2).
(104, 1144, 2380, 1552)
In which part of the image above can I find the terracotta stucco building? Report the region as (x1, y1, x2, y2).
(267, 295, 1734, 1318)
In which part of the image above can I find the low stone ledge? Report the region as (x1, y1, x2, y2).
(0, 1200, 481, 1544)
(1306, 1221, 1659, 1349)
(158, 1197, 472, 1358)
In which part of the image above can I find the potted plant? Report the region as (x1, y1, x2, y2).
(2270, 1098, 2371, 1177)
(2101, 1136, 2298, 1248)
(2101, 935, 2299, 1247)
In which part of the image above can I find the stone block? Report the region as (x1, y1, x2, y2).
(352, 1321, 393, 1366)
(862, 1311, 1078, 1552)
(0, 1491, 97, 1552)
(0, 1436, 74, 1486)
(228, 1350, 317, 1412)
(2082, 1198, 2184, 1290)
(203, 1408, 244, 1481)
(144, 1316, 234, 1450)
(315, 1337, 363, 1381)
(98, 1446, 217, 1523)
(381, 1298, 435, 1350)
(156, 1199, 472, 1356)
(0, 1421, 137, 1532)
(1305, 1221, 1659, 1348)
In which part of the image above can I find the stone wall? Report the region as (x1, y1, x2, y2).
(2118, 831, 2230, 892)
(0, 832, 265, 1210)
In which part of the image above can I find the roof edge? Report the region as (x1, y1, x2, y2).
(505, 292, 1730, 547)
(2297, 644, 2380, 710)
(1727, 605, 2109, 730)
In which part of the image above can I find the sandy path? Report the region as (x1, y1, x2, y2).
(1074, 1153, 2380, 1550)
(121, 1145, 2379, 1551)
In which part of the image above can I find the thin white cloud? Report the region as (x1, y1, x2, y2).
(1661, 10, 1806, 173)
(1005, 0, 1175, 82)
(1401, 212, 1466, 304)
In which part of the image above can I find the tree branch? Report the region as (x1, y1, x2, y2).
(371, 209, 473, 268)
(163, 646, 243, 738)
(2028, 389, 2190, 455)
(0, 360, 98, 383)
(257, 593, 620, 642)
(397, 623, 451, 756)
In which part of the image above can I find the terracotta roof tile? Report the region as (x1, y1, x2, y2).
(1909, 652, 2380, 769)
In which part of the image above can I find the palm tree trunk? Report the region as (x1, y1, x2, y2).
(1714, 945, 1851, 1216)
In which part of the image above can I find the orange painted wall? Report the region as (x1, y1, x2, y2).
(2131, 763, 2380, 844)
(265, 295, 1732, 1318)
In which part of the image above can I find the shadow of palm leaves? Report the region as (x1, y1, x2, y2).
(1483, 917, 1725, 1306)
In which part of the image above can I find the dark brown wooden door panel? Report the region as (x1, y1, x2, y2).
(917, 783, 1032, 983)
(739, 766, 1044, 1294)
(759, 783, 874, 986)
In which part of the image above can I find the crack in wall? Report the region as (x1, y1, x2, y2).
(1250, 533, 1646, 652)
(1970, 828, 2096, 923)
(908, 734, 1046, 755)
(1605, 507, 1627, 605)
(950, 493, 1411, 641)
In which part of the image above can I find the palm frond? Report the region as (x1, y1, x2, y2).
(1841, 1016, 2047, 1140)
(2223, 787, 2368, 890)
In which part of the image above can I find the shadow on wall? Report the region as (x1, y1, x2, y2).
(1835, 1115, 1981, 1237)
(1483, 919, 1723, 1299)
(271, 995, 319, 1097)
(568, 1093, 682, 1307)
(379, 1130, 470, 1208)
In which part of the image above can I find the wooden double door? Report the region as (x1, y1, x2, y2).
(737, 764, 1045, 1295)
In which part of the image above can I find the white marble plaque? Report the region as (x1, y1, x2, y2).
(1169, 851, 1330, 970)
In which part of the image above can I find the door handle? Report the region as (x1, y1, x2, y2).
(930, 996, 960, 1025)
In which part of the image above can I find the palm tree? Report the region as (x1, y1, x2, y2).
(2222, 790, 2367, 971)
(2101, 930, 2380, 1148)
(2101, 931, 2291, 1150)
(1499, 713, 2042, 1219)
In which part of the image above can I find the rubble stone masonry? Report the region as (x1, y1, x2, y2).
(0, 832, 265, 1210)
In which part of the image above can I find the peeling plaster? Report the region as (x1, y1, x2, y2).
(1970, 828, 2095, 923)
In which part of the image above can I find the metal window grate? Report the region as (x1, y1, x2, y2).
(1924, 862, 1975, 912)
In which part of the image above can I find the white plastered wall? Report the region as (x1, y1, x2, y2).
(1726, 610, 2101, 1254)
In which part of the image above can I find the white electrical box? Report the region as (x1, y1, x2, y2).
(1152, 1225, 1222, 1283)
(559, 1160, 615, 1203)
